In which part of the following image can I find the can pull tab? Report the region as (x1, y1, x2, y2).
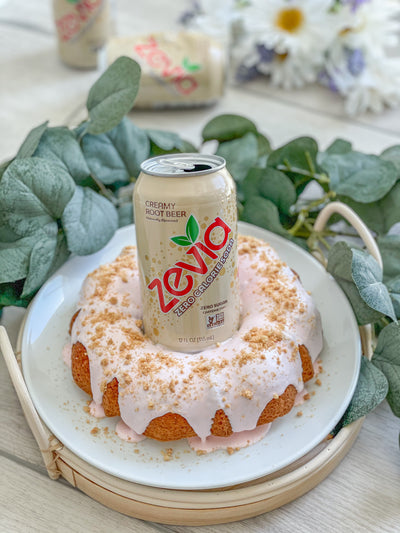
(159, 159, 195, 170)
(159, 159, 213, 172)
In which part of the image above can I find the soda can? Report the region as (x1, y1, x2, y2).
(133, 154, 239, 352)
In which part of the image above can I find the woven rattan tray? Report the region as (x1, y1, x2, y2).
(0, 202, 380, 526)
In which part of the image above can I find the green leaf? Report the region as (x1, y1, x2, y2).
(216, 132, 259, 182)
(81, 118, 149, 184)
(268, 137, 319, 173)
(377, 234, 400, 281)
(351, 248, 396, 322)
(385, 275, 400, 318)
(0, 158, 75, 220)
(16, 121, 48, 159)
(61, 187, 118, 255)
(325, 138, 352, 155)
(118, 202, 133, 228)
(171, 235, 192, 246)
(327, 242, 384, 325)
(86, 57, 141, 135)
(186, 215, 199, 243)
(0, 235, 37, 283)
(21, 222, 60, 297)
(242, 167, 296, 215)
(319, 152, 397, 203)
(341, 357, 388, 426)
(372, 322, 400, 416)
(241, 196, 289, 238)
(202, 114, 257, 142)
(340, 182, 400, 235)
(0, 281, 30, 309)
(381, 145, 400, 174)
(256, 133, 272, 157)
(34, 127, 90, 183)
(145, 129, 183, 151)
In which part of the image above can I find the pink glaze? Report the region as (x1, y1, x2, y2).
(116, 420, 147, 443)
(69, 237, 324, 445)
(188, 424, 271, 453)
(89, 401, 105, 418)
(62, 343, 72, 368)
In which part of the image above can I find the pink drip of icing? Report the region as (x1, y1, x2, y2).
(116, 420, 147, 443)
(187, 424, 271, 453)
(89, 401, 105, 418)
(62, 343, 72, 368)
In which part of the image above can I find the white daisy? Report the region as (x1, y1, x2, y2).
(344, 58, 400, 115)
(320, 41, 400, 115)
(241, 0, 344, 61)
(340, 0, 400, 59)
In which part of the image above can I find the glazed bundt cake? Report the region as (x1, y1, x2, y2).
(65, 235, 323, 445)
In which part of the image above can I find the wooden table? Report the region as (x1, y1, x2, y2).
(1, 1, 399, 531)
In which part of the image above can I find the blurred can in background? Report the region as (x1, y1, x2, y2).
(53, 0, 115, 68)
(104, 31, 226, 108)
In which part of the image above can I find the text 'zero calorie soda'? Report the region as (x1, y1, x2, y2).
(134, 154, 240, 352)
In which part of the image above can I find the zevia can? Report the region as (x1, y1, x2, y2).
(134, 154, 240, 352)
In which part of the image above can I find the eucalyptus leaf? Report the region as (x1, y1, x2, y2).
(351, 248, 396, 322)
(385, 275, 400, 318)
(325, 138, 352, 155)
(319, 152, 397, 203)
(241, 196, 289, 238)
(61, 187, 118, 255)
(81, 118, 150, 184)
(21, 222, 59, 297)
(216, 132, 259, 182)
(0, 157, 75, 220)
(86, 56, 141, 135)
(327, 242, 384, 325)
(341, 356, 388, 427)
(145, 129, 183, 151)
(372, 322, 400, 417)
(16, 121, 48, 159)
(34, 127, 90, 183)
(381, 145, 400, 174)
(256, 133, 272, 157)
(377, 234, 400, 281)
(202, 114, 257, 142)
(0, 234, 38, 283)
(0, 281, 30, 309)
(118, 202, 133, 227)
(242, 167, 296, 215)
(267, 137, 319, 174)
(340, 182, 400, 235)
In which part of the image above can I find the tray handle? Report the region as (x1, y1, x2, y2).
(313, 201, 382, 359)
(0, 326, 62, 479)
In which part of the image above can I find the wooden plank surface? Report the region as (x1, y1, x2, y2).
(1, 1, 400, 531)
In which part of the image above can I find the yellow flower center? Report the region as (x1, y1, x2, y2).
(275, 7, 304, 34)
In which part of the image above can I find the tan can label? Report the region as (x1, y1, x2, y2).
(134, 162, 239, 352)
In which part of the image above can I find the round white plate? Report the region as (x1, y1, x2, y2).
(21, 222, 361, 490)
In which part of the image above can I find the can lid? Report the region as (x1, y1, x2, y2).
(140, 153, 226, 176)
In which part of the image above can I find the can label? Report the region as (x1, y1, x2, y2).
(148, 215, 234, 317)
(134, 155, 239, 352)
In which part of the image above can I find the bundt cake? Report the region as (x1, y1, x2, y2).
(64, 235, 323, 447)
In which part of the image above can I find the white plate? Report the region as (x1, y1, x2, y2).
(21, 222, 361, 490)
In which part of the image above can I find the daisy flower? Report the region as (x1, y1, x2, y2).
(241, 0, 344, 60)
(340, 0, 400, 57)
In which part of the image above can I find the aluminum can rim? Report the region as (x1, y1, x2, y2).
(140, 153, 226, 177)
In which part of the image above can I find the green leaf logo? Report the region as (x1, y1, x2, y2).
(170, 215, 200, 246)
(186, 215, 199, 243)
(171, 235, 192, 246)
(182, 57, 201, 72)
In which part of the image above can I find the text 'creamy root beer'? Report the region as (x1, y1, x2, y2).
(134, 154, 240, 352)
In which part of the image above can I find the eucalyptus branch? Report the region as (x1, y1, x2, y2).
(278, 160, 330, 184)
